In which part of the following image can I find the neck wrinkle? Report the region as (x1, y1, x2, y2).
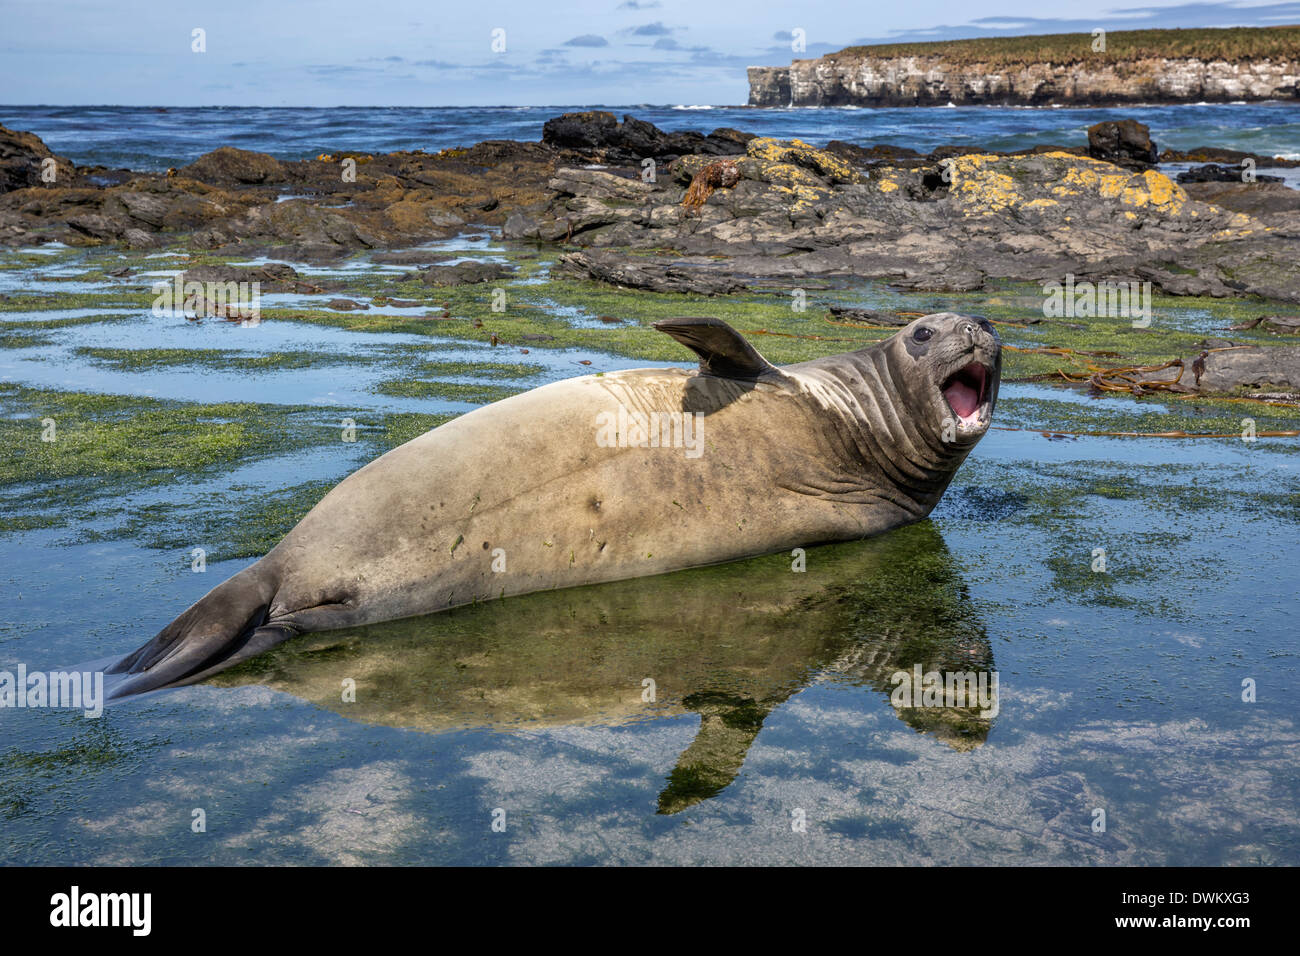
(811, 349, 971, 511)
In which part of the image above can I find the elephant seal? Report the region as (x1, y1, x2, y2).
(106, 311, 1000, 698)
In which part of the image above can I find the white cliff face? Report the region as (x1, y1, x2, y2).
(748, 57, 1300, 106)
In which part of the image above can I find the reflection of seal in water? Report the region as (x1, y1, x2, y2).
(107, 312, 1000, 698)
(211, 523, 996, 814)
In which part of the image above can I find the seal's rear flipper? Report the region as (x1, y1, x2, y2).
(653, 317, 779, 381)
(106, 565, 294, 700)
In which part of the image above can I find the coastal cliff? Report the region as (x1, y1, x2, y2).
(748, 26, 1300, 106)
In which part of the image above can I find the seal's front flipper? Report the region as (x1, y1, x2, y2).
(105, 565, 295, 700)
(653, 317, 779, 380)
(656, 692, 771, 814)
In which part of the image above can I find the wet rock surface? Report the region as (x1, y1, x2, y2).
(554, 250, 747, 295)
(1139, 345, 1300, 393)
(416, 260, 515, 286)
(177, 262, 345, 294)
(509, 133, 1300, 302)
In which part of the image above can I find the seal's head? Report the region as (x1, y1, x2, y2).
(891, 312, 1001, 447)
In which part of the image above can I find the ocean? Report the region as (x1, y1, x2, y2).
(2, 102, 1298, 170)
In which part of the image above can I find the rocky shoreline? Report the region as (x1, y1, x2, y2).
(3, 111, 1298, 305)
(3, 108, 1300, 316)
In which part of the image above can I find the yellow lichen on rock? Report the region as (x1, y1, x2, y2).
(744, 137, 865, 184)
(1050, 163, 1129, 201)
(744, 160, 832, 210)
(1120, 169, 1187, 212)
(945, 154, 1021, 215)
(943, 151, 1213, 225)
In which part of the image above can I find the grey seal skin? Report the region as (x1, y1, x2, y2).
(106, 311, 1000, 699)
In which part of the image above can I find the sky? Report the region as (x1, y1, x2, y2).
(1, 0, 1297, 106)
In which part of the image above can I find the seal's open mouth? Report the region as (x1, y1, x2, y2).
(941, 363, 990, 426)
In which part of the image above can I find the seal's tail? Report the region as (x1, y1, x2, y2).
(106, 563, 294, 700)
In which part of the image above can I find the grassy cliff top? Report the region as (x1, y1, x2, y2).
(827, 25, 1300, 68)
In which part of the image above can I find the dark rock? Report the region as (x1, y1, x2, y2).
(706, 128, 757, 150)
(325, 298, 369, 311)
(540, 111, 752, 163)
(102, 178, 240, 231)
(889, 267, 986, 293)
(183, 263, 299, 283)
(1176, 163, 1284, 184)
(1087, 120, 1158, 169)
(1163, 238, 1300, 304)
(122, 228, 158, 249)
(928, 145, 987, 162)
(827, 306, 910, 326)
(179, 262, 343, 294)
(554, 250, 745, 295)
(1006, 144, 1087, 158)
(542, 111, 620, 150)
(826, 142, 923, 168)
(180, 147, 287, 185)
(546, 168, 654, 202)
(267, 203, 367, 248)
(0, 125, 75, 193)
(273, 242, 354, 263)
(64, 212, 129, 240)
(418, 260, 514, 286)
(1159, 146, 1300, 169)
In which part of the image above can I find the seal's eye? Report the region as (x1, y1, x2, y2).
(913, 327, 933, 343)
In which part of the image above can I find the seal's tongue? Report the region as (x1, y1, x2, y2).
(943, 364, 986, 423)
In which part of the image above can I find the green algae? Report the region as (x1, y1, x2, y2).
(996, 393, 1300, 444)
(72, 346, 375, 371)
(0, 385, 440, 537)
(0, 291, 155, 312)
(83, 478, 340, 561)
(0, 331, 54, 349)
(0, 384, 329, 488)
(412, 359, 545, 379)
(0, 380, 459, 550)
(0, 312, 136, 330)
(372, 378, 526, 402)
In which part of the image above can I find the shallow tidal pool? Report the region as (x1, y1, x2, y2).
(1, 241, 1297, 865)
